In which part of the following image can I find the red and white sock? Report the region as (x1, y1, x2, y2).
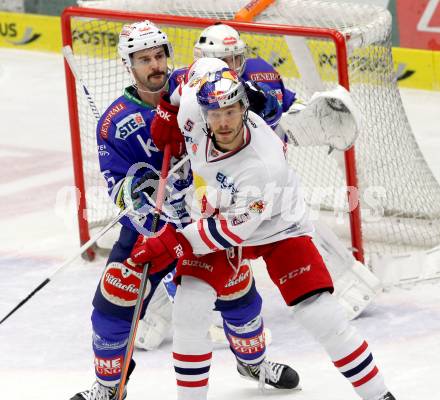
(331, 336, 387, 400)
(172, 277, 217, 400)
(293, 292, 389, 400)
(173, 352, 211, 399)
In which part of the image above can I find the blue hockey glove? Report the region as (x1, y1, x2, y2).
(244, 80, 282, 129)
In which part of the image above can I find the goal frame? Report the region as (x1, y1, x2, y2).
(60, 5, 363, 262)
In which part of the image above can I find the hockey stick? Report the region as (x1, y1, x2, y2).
(117, 144, 172, 400)
(0, 154, 189, 326)
(62, 45, 101, 121)
(0, 208, 129, 325)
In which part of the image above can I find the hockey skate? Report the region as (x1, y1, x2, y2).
(70, 360, 135, 400)
(236, 359, 300, 390)
(379, 393, 396, 400)
(69, 381, 125, 400)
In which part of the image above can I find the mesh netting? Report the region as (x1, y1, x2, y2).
(70, 0, 440, 257)
(0, 0, 23, 12)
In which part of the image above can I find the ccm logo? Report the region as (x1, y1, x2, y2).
(279, 265, 311, 285)
(156, 105, 171, 121)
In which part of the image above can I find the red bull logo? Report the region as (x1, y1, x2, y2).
(221, 69, 239, 81)
(208, 90, 227, 103)
(248, 200, 266, 214)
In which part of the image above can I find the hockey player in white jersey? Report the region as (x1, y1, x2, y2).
(148, 57, 299, 390)
(136, 22, 370, 352)
(70, 22, 298, 400)
(128, 66, 397, 400)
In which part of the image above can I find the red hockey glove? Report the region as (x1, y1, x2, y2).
(129, 224, 192, 274)
(151, 93, 185, 158)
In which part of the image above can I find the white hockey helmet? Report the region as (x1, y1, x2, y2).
(186, 57, 228, 86)
(118, 20, 174, 67)
(194, 24, 247, 75)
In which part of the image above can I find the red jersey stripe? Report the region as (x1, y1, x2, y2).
(219, 217, 243, 244)
(197, 220, 219, 251)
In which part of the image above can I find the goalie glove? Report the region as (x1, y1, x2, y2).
(280, 85, 361, 151)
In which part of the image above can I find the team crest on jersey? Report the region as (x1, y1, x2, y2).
(248, 199, 266, 213)
(100, 261, 151, 307)
(115, 112, 146, 140)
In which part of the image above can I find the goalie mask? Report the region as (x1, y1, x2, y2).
(194, 24, 247, 76)
(196, 68, 249, 143)
(118, 20, 174, 92)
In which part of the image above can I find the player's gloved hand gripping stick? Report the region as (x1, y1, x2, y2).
(116, 144, 172, 400)
(0, 150, 188, 325)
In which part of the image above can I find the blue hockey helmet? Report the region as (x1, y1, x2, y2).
(196, 68, 249, 116)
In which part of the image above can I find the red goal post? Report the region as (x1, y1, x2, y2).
(60, 5, 364, 261)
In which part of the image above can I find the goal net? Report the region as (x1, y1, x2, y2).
(62, 0, 440, 276)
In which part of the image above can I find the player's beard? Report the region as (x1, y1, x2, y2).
(134, 69, 168, 93)
(212, 122, 244, 151)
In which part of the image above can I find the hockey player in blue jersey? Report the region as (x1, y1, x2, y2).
(69, 21, 188, 400)
(70, 20, 298, 400)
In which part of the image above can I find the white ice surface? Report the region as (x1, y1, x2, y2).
(1, 48, 440, 400)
